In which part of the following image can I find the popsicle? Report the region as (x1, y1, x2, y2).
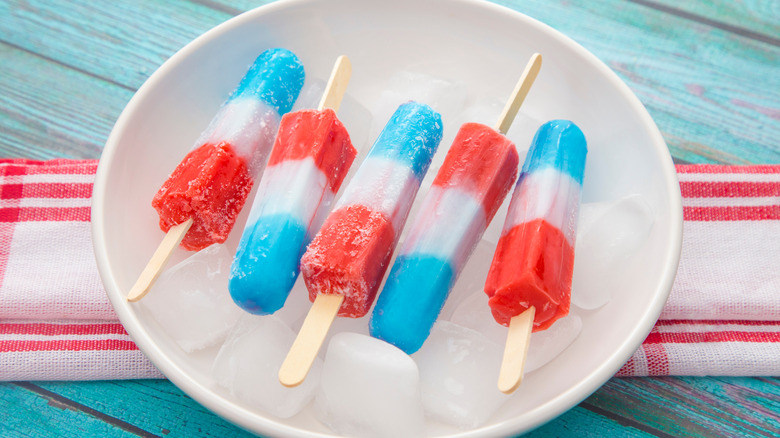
(279, 101, 443, 387)
(127, 48, 305, 302)
(369, 54, 542, 354)
(229, 56, 357, 315)
(486, 119, 587, 394)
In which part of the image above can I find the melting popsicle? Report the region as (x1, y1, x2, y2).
(279, 101, 443, 387)
(486, 119, 587, 393)
(229, 56, 357, 315)
(369, 54, 541, 354)
(127, 48, 305, 302)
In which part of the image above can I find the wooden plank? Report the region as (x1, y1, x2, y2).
(0, 0, 231, 90)
(0, 43, 132, 159)
(635, 0, 780, 43)
(527, 404, 657, 437)
(0, 382, 145, 437)
(586, 377, 780, 436)
(1, 0, 777, 164)
(2, 377, 775, 437)
(189, 0, 272, 16)
(30, 380, 254, 437)
(491, 0, 780, 165)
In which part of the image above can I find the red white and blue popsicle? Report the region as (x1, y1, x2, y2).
(128, 48, 305, 302)
(487, 118, 587, 393)
(369, 54, 542, 354)
(300, 101, 444, 319)
(152, 48, 305, 251)
(279, 101, 443, 387)
(369, 123, 520, 353)
(229, 56, 357, 315)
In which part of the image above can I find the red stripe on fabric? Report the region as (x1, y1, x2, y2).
(0, 183, 93, 199)
(0, 161, 24, 291)
(683, 205, 780, 221)
(676, 164, 780, 174)
(654, 320, 780, 327)
(25, 183, 93, 199)
(0, 207, 91, 222)
(0, 339, 138, 352)
(643, 331, 780, 344)
(680, 181, 780, 198)
(0, 323, 128, 336)
(0, 165, 29, 176)
(616, 357, 635, 377)
(0, 184, 24, 199)
(0, 159, 99, 175)
(0, 207, 20, 222)
(643, 343, 669, 376)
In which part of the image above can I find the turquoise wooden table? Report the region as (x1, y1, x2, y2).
(1, 0, 779, 436)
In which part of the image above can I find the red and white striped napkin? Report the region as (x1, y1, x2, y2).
(617, 165, 780, 376)
(0, 160, 161, 380)
(0, 160, 778, 380)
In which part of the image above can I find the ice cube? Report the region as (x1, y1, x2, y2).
(139, 244, 242, 353)
(412, 321, 510, 429)
(322, 317, 371, 354)
(573, 194, 655, 309)
(451, 291, 584, 374)
(274, 277, 312, 329)
(525, 312, 582, 373)
(315, 332, 424, 438)
(212, 314, 321, 419)
(449, 289, 506, 345)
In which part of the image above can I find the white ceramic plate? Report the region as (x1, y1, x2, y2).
(92, 0, 683, 436)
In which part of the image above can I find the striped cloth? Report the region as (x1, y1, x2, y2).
(0, 160, 778, 380)
(0, 160, 161, 379)
(617, 165, 780, 376)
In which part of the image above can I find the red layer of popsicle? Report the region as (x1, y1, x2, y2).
(484, 218, 574, 330)
(152, 142, 252, 251)
(267, 108, 355, 190)
(300, 204, 395, 318)
(432, 123, 518, 220)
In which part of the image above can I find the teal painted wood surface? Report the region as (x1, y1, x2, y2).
(0, 382, 141, 437)
(0, 42, 132, 159)
(648, 0, 780, 39)
(1, 0, 779, 437)
(0, 0, 778, 163)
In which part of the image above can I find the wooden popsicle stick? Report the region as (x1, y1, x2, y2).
(126, 218, 193, 302)
(279, 293, 344, 387)
(498, 306, 535, 394)
(317, 55, 352, 112)
(494, 53, 542, 135)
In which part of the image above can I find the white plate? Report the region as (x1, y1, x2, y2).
(92, 0, 683, 436)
